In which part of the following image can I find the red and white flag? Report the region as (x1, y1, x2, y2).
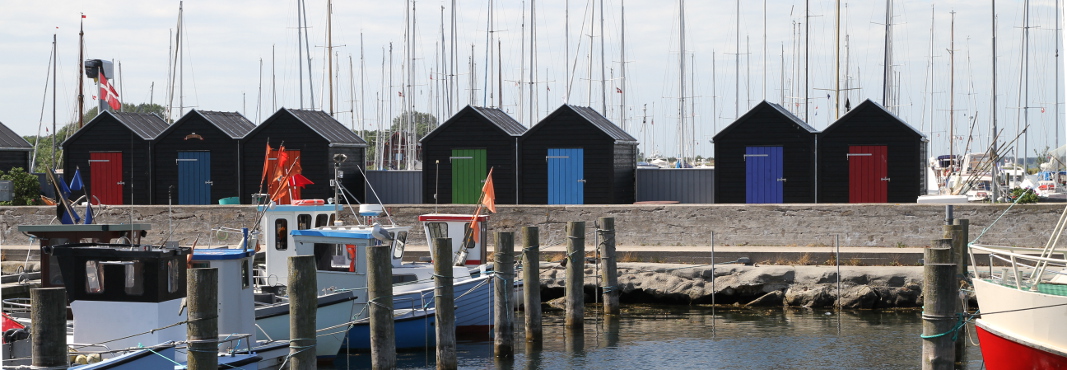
(99, 71, 121, 110)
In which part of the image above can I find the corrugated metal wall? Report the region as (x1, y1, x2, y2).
(364, 170, 422, 204)
(635, 168, 715, 203)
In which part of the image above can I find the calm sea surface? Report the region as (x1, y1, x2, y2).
(328, 305, 985, 370)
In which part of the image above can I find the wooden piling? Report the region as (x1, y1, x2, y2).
(565, 222, 585, 329)
(30, 287, 66, 368)
(521, 226, 542, 342)
(952, 218, 970, 365)
(494, 232, 515, 357)
(433, 237, 457, 370)
(598, 217, 619, 316)
(188, 268, 219, 370)
(288, 255, 317, 370)
(367, 243, 396, 368)
(922, 238, 957, 370)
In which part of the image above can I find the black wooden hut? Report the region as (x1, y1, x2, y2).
(62, 111, 169, 205)
(152, 110, 255, 205)
(0, 121, 32, 172)
(240, 108, 367, 204)
(520, 105, 638, 205)
(713, 101, 818, 204)
(420, 105, 526, 204)
(817, 99, 927, 203)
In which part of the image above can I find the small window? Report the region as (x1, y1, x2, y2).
(393, 274, 418, 284)
(85, 261, 104, 294)
(124, 262, 144, 296)
(331, 244, 351, 270)
(190, 262, 210, 269)
(315, 214, 331, 227)
(427, 222, 448, 240)
(392, 232, 408, 259)
(275, 219, 289, 250)
(167, 259, 180, 293)
(297, 214, 312, 230)
(462, 223, 477, 250)
(241, 260, 250, 289)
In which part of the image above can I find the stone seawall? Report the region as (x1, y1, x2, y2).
(539, 263, 929, 309)
(0, 203, 1057, 248)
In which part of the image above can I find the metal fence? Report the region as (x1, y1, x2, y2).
(364, 170, 422, 204)
(635, 168, 715, 204)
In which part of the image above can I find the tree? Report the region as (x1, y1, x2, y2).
(0, 167, 41, 205)
(23, 102, 168, 173)
(390, 111, 437, 138)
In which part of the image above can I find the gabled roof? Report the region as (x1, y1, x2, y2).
(713, 100, 817, 141)
(63, 111, 169, 147)
(197, 110, 256, 139)
(421, 105, 526, 143)
(0, 121, 32, 151)
(824, 99, 928, 140)
(250, 108, 367, 147)
(524, 105, 638, 144)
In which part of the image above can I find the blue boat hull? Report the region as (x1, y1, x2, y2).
(341, 312, 437, 350)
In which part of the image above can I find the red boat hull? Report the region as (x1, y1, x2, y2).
(977, 324, 1067, 369)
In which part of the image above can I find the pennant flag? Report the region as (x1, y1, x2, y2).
(288, 173, 313, 188)
(470, 207, 483, 244)
(845, 98, 852, 112)
(2, 312, 25, 331)
(57, 174, 71, 200)
(616, 87, 623, 93)
(99, 71, 121, 110)
(84, 202, 94, 224)
(58, 203, 80, 224)
(398, 91, 404, 97)
(480, 169, 496, 213)
(69, 168, 84, 191)
(260, 143, 274, 186)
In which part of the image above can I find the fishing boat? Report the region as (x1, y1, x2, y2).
(970, 207, 1067, 368)
(0, 228, 290, 369)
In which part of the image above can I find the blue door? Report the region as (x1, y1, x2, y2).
(745, 146, 783, 203)
(548, 148, 584, 204)
(178, 151, 211, 205)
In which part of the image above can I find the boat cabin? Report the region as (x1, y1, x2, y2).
(18, 223, 151, 288)
(418, 214, 489, 266)
(189, 248, 256, 352)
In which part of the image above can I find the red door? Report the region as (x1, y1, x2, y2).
(89, 152, 123, 205)
(848, 145, 888, 203)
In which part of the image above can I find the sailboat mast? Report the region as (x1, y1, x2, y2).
(531, 0, 537, 127)
(302, 0, 315, 110)
(565, 0, 569, 104)
(361, 34, 366, 135)
(950, 10, 956, 162)
(834, 0, 840, 119)
(735, 0, 740, 118)
(599, 0, 606, 114)
(883, 0, 892, 112)
(620, 0, 626, 131)
(805, 0, 810, 122)
(297, 0, 304, 109)
(53, 33, 58, 169)
(327, 0, 334, 116)
(78, 15, 84, 128)
(679, 0, 686, 162)
(992, 0, 999, 197)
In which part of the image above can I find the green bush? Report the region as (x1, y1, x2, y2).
(1009, 187, 1039, 204)
(0, 167, 40, 205)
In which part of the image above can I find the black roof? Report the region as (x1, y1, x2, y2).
(713, 101, 818, 141)
(63, 111, 169, 147)
(286, 109, 368, 147)
(421, 105, 526, 142)
(0, 121, 32, 151)
(196, 110, 256, 139)
(825, 99, 928, 141)
(526, 105, 638, 144)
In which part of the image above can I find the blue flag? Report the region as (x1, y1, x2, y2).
(56, 174, 71, 200)
(69, 169, 84, 191)
(84, 203, 93, 224)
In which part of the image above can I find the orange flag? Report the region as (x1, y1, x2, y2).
(259, 143, 274, 187)
(480, 169, 496, 213)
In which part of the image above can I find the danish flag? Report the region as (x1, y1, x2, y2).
(99, 71, 121, 110)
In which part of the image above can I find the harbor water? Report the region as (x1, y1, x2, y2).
(328, 305, 985, 369)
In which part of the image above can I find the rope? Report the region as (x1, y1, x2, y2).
(72, 314, 217, 349)
(972, 189, 1029, 244)
(919, 312, 971, 341)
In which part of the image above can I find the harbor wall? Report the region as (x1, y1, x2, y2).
(0, 203, 1057, 248)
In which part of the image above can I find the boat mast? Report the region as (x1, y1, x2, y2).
(620, 0, 626, 131)
(327, 0, 334, 116)
(531, 0, 538, 126)
(735, 0, 740, 118)
(679, 0, 686, 163)
(361, 33, 366, 135)
(991, 0, 999, 198)
(565, 0, 569, 104)
(78, 14, 84, 129)
(950, 10, 955, 163)
(805, 0, 810, 122)
(834, 0, 840, 119)
(883, 0, 892, 112)
(599, 0, 606, 114)
(297, 0, 304, 109)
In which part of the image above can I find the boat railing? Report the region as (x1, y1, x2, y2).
(970, 243, 1067, 289)
(210, 227, 259, 249)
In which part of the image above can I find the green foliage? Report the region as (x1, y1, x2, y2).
(390, 111, 437, 138)
(23, 102, 167, 173)
(0, 167, 40, 205)
(1009, 187, 1039, 204)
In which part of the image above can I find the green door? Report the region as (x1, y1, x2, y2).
(451, 149, 487, 204)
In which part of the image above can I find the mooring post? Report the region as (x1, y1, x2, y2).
(368, 242, 396, 368)
(598, 217, 619, 316)
(565, 222, 586, 329)
(288, 255, 317, 370)
(434, 237, 457, 370)
(494, 232, 516, 357)
(522, 226, 542, 342)
(952, 218, 970, 365)
(922, 238, 957, 370)
(30, 287, 66, 368)
(188, 268, 219, 370)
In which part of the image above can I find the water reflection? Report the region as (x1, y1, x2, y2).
(331, 305, 985, 369)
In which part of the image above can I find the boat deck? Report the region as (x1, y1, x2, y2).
(986, 280, 1067, 297)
